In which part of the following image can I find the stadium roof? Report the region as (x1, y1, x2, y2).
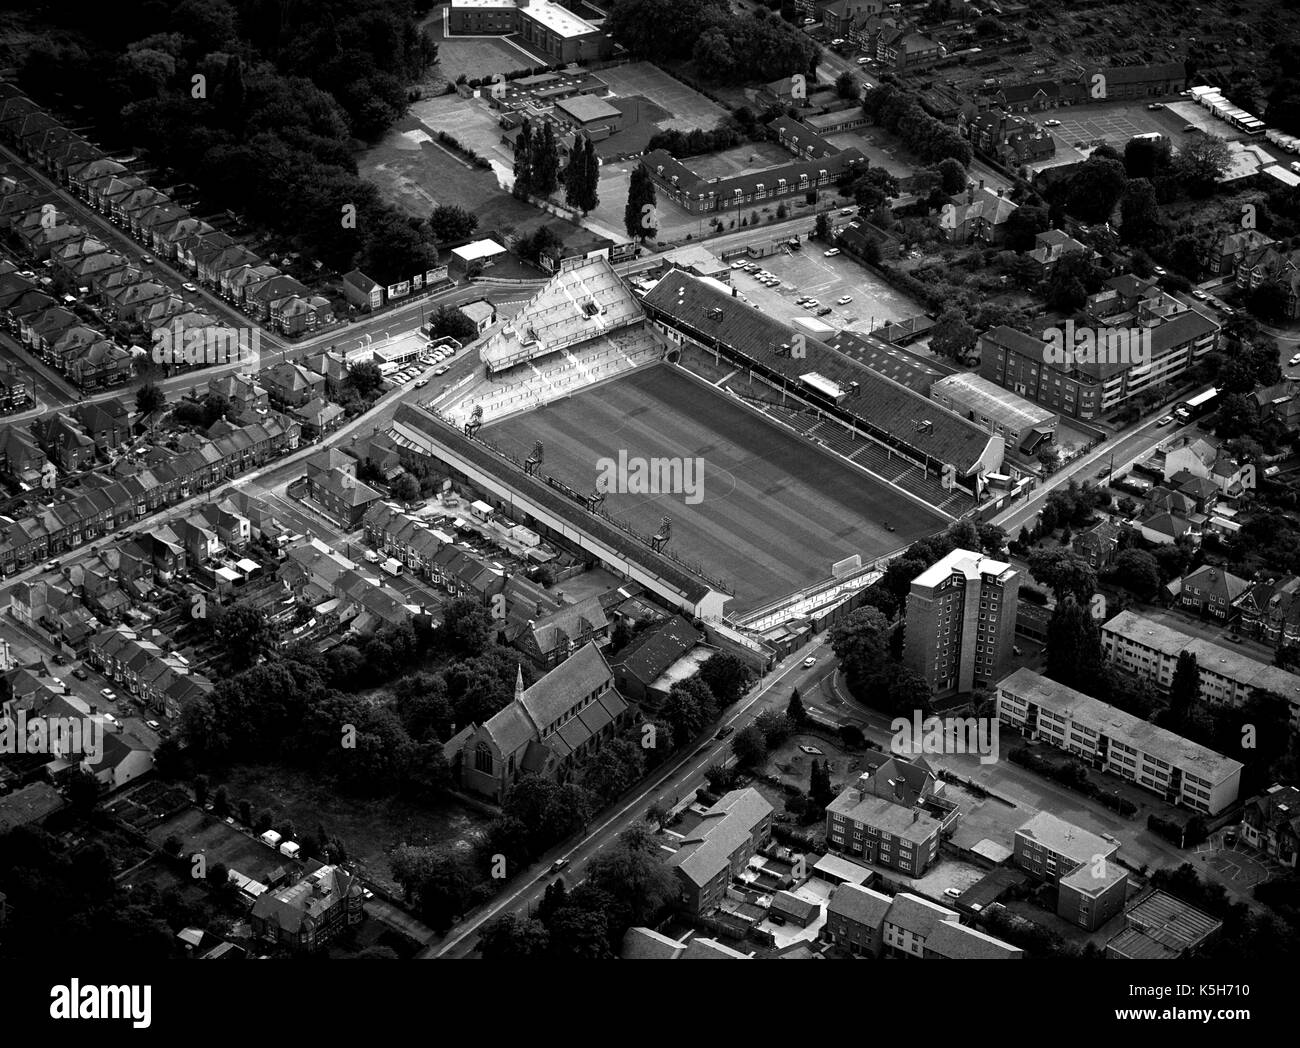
(642, 271, 997, 474)
(390, 402, 715, 606)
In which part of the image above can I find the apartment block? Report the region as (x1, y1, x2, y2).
(996, 667, 1243, 815)
(1014, 812, 1127, 930)
(1101, 609, 1300, 727)
(903, 548, 1019, 699)
(824, 755, 959, 876)
(668, 788, 773, 916)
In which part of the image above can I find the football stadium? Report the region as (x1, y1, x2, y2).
(392, 257, 1003, 620)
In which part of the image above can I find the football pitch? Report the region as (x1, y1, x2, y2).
(484, 366, 945, 613)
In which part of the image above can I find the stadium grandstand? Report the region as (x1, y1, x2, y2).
(641, 271, 1003, 501)
(479, 256, 644, 374)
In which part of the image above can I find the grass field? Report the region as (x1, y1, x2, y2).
(484, 365, 944, 612)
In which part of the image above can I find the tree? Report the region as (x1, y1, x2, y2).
(429, 204, 478, 242)
(136, 381, 165, 417)
(210, 601, 277, 671)
(514, 118, 535, 195)
(532, 121, 560, 197)
(426, 304, 479, 342)
(937, 157, 967, 196)
(1114, 548, 1160, 597)
(1044, 597, 1103, 691)
(390, 473, 420, 505)
(563, 134, 600, 214)
(661, 677, 716, 747)
(584, 825, 677, 934)
(346, 360, 384, 397)
(193, 774, 209, 806)
(754, 708, 791, 748)
(1168, 651, 1200, 729)
(786, 686, 807, 725)
(929, 308, 977, 362)
(478, 914, 551, 958)
(697, 653, 752, 708)
(580, 736, 645, 803)
(1173, 134, 1231, 195)
(1027, 547, 1098, 605)
(439, 598, 491, 656)
(809, 758, 835, 809)
(836, 70, 859, 99)
(1061, 156, 1127, 223)
(624, 165, 658, 241)
(731, 724, 767, 767)
(814, 210, 832, 241)
(212, 786, 230, 818)
(1119, 177, 1160, 247)
(831, 606, 893, 704)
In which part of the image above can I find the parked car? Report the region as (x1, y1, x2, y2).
(72, 668, 88, 681)
(434, 364, 450, 375)
(824, 248, 840, 257)
(1183, 123, 1200, 132)
(1146, 102, 1163, 110)
(100, 688, 116, 700)
(414, 377, 429, 388)
(182, 282, 197, 293)
(1289, 353, 1300, 366)
(817, 306, 832, 316)
(715, 726, 735, 740)
(803, 656, 816, 667)
(140, 255, 154, 264)
(1156, 414, 1175, 426)
(837, 295, 853, 304)
(944, 888, 963, 898)
(857, 56, 871, 64)
(1044, 118, 1061, 127)
(146, 720, 160, 730)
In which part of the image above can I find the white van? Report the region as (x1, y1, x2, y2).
(381, 557, 403, 577)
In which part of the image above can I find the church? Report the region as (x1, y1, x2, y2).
(459, 643, 632, 802)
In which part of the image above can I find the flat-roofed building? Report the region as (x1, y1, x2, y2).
(930, 371, 1058, 450)
(1101, 609, 1300, 727)
(903, 548, 1019, 699)
(996, 667, 1243, 815)
(447, 0, 517, 35)
(1014, 813, 1127, 929)
(1105, 890, 1221, 959)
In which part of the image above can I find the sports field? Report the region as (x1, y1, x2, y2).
(484, 365, 945, 612)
